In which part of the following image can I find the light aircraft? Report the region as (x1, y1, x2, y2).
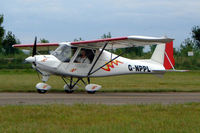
(13, 35, 179, 94)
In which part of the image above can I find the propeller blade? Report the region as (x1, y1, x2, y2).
(32, 36, 37, 57)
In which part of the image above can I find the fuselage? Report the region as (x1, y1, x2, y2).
(30, 50, 165, 78)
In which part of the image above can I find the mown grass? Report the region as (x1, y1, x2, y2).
(0, 69, 199, 92)
(0, 103, 200, 133)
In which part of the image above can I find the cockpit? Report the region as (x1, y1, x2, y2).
(52, 45, 95, 64)
(52, 45, 77, 62)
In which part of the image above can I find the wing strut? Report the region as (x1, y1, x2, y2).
(89, 51, 125, 75)
(87, 42, 108, 77)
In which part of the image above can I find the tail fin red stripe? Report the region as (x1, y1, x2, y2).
(164, 41, 175, 69)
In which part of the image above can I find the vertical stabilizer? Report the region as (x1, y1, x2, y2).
(151, 41, 175, 70)
(151, 43, 165, 64)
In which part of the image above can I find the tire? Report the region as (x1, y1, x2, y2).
(64, 89, 74, 93)
(87, 91, 96, 94)
(37, 89, 47, 94)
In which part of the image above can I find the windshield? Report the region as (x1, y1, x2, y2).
(52, 45, 77, 62)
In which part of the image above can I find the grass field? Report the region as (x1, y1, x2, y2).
(0, 103, 199, 133)
(0, 69, 199, 92)
(0, 70, 199, 133)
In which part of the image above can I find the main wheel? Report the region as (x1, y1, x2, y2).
(64, 89, 74, 93)
(37, 89, 47, 94)
(87, 91, 96, 94)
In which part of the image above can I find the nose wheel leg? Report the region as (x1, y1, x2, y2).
(36, 75, 50, 94)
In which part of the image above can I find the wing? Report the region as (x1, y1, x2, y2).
(13, 35, 174, 50)
(13, 43, 59, 51)
(71, 35, 174, 49)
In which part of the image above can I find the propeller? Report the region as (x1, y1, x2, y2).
(24, 36, 42, 80)
(32, 37, 37, 67)
(32, 36, 37, 57)
(32, 36, 40, 80)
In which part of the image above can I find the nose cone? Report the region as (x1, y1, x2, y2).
(25, 56, 35, 63)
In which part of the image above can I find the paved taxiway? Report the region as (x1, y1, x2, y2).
(0, 92, 200, 105)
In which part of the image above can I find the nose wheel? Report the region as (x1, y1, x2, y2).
(34, 69, 50, 94)
(36, 83, 51, 94)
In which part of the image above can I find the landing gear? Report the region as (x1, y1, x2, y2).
(64, 84, 77, 93)
(35, 71, 51, 94)
(62, 77, 85, 93)
(61, 76, 101, 94)
(65, 89, 74, 93)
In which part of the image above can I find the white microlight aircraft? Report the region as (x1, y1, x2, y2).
(13, 35, 178, 94)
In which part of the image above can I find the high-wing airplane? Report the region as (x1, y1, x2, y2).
(13, 35, 179, 94)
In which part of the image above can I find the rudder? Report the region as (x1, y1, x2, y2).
(163, 41, 175, 69)
(151, 41, 175, 70)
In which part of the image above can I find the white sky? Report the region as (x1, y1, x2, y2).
(1, 0, 200, 49)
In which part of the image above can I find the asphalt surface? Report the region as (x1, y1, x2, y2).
(0, 92, 200, 105)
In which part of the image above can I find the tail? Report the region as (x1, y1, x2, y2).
(151, 41, 175, 70)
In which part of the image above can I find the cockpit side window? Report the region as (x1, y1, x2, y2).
(74, 48, 95, 64)
(52, 45, 77, 62)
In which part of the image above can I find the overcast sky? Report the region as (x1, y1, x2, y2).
(1, 0, 200, 49)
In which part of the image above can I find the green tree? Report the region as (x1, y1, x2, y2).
(101, 32, 144, 57)
(178, 25, 200, 56)
(124, 46, 144, 57)
(40, 38, 49, 43)
(74, 37, 83, 42)
(179, 38, 195, 56)
(192, 25, 200, 49)
(0, 14, 5, 52)
(2, 31, 20, 55)
(101, 32, 111, 39)
(150, 45, 156, 53)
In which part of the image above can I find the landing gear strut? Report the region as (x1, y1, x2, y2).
(62, 76, 87, 93)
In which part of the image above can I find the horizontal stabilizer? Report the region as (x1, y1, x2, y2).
(152, 70, 189, 73)
(152, 70, 189, 78)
